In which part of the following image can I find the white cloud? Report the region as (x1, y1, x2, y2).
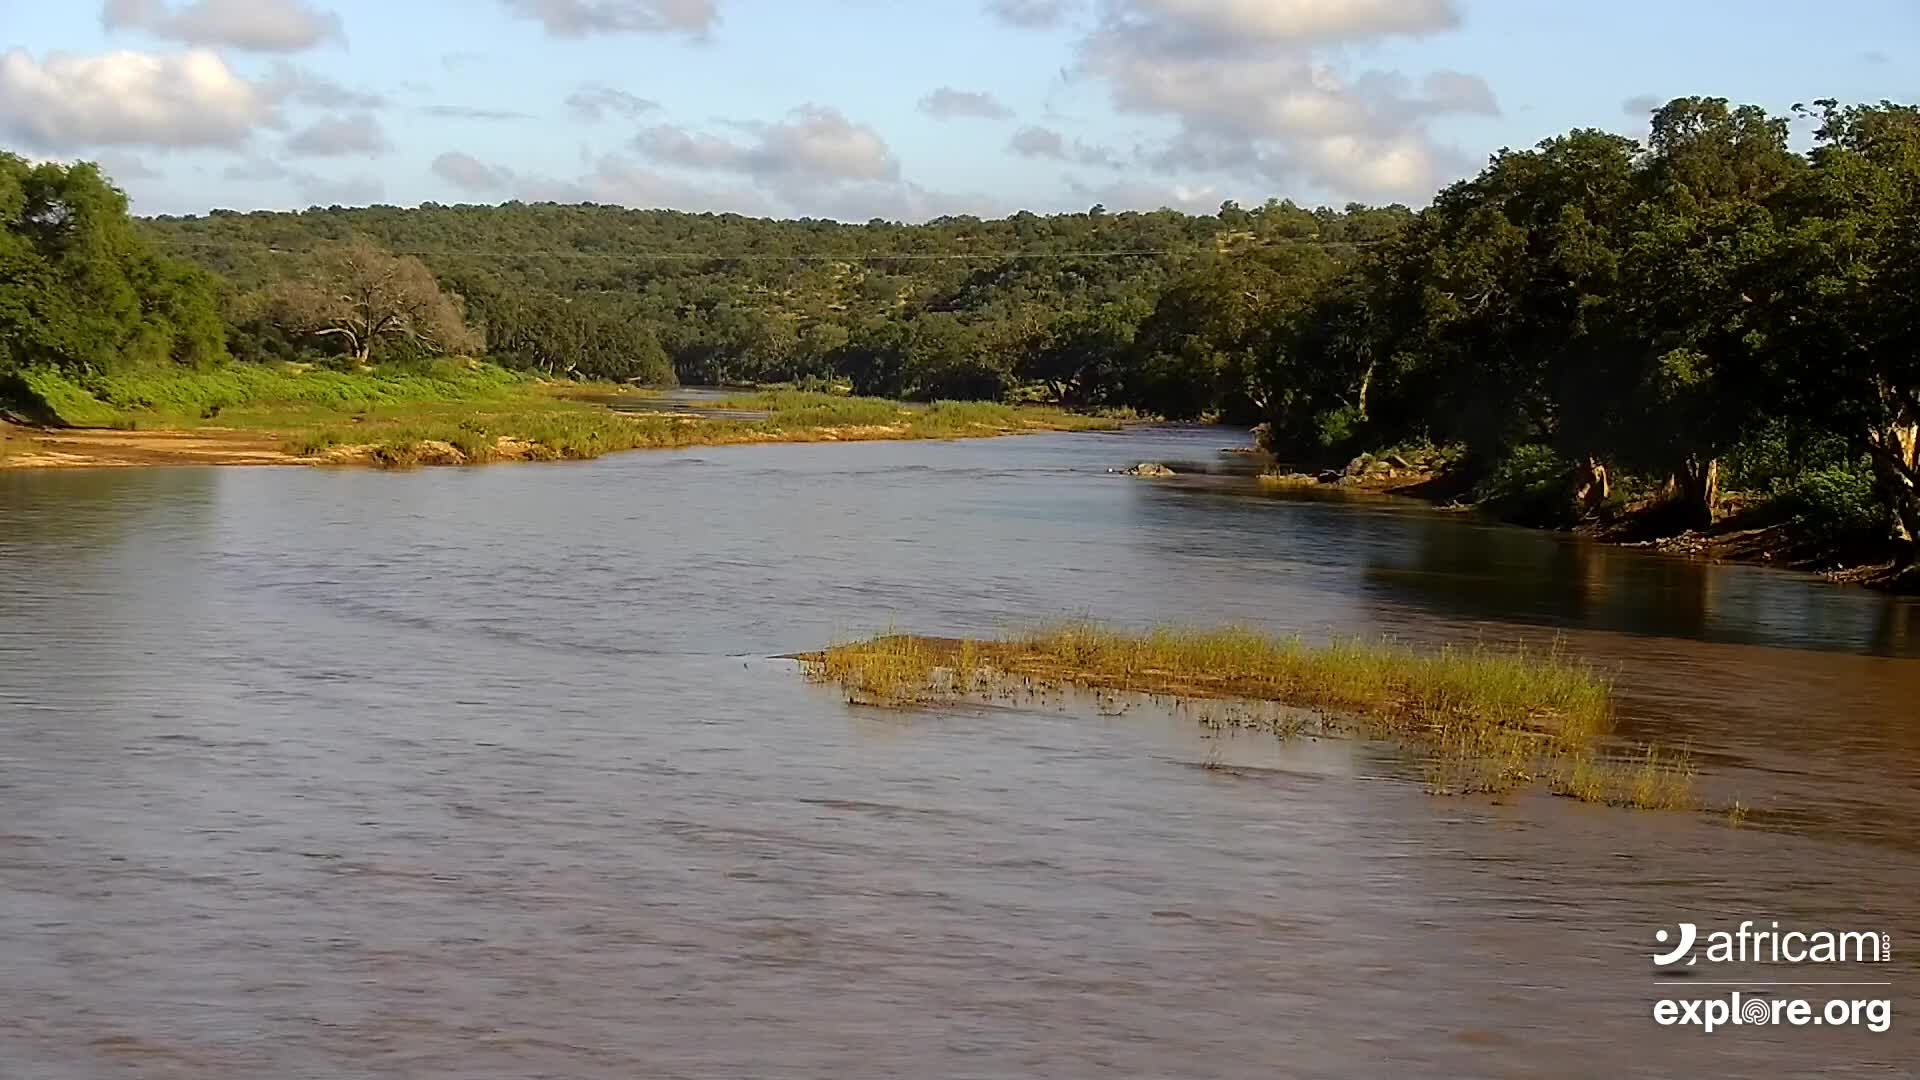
(567, 84, 659, 122)
(432, 151, 516, 193)
(1111, 0, 1457, 47)
(1073, 0, 1493, 198)
(636, 105, 899, 183)
(501, 0, 718, 37)
(919, 87, 1015, 121)
(102, 0, 345, 53)
(1010, 125, 1067, 157)
(1065, 176, 1229, 213)
(285, 113, 390, 157)
(1009, 125, 1122, 167)
(0, 48, 271, 151)
(985, 0, 1077, 28)
(423, 104, 534, 121)
(259, 61, 384, 109)
(513, 154, 771, 215)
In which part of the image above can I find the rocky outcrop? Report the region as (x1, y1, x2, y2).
(1121, 462, 1175, 477)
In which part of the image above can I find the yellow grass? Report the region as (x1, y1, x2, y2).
(799, 621, 1697, 811)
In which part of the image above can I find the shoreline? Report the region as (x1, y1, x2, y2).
(1257, 461, 1917, 594)
(0, 412, 1118, 471)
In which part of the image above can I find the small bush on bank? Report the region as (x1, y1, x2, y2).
(1474, 444, 1574, 525)
(1772, 458, 1889, 544)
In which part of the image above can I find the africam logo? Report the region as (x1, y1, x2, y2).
(1654, 921, 1892, 967)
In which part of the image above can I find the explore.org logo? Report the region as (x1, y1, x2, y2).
(1653, 921, 1892, 967)
(1651, 920, 1895, 1034)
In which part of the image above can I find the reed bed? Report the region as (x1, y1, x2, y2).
(799, 621, 1698, 811)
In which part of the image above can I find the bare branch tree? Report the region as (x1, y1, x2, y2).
(268, 237, 482, 364)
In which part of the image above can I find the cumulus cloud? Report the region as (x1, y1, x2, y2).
(501, 0, 718, 38)
(1009, 125, 1066, 157)
(0, 48, 271, 151)
(284, 113, 390, 157)
(430, 140, 994, 223)
(1108, 0, 1457, 47)
(513, 154, 771, 215)
(260, 60, 384, 109)
(635, 105, 899, 183)
(918, 87, 1015, 120)
(567, 84, 659, 122)
(102, 0, 345, 52)
(985, 0, 1077, 28)
(1072, 0, 1493, 198)
(432, 151, 517, 193)
(424, 104, 534, 121)
(1009, 125, 1122, 167)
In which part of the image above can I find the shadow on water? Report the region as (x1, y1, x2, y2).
(1133, 467, 1920, 659)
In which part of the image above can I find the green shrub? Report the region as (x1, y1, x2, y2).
(1773, 458, 1887, 542)
(1314, 404, 1363, 453)
(1475, 444, 1574, 524)
(1724, 419, 1852, 492)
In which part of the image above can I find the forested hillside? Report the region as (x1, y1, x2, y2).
(139, 197, 1409, 403)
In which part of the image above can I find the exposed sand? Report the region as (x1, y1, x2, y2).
(0, 422, 312, 469)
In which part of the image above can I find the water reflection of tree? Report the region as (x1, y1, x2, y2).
(1869, 599, 1920, 658)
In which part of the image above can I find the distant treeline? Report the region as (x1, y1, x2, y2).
(4, 94, 1917, 559)
(137, 192, 1409, 402)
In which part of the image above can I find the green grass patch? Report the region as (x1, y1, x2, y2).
(714, 388, 1123, 436)
(800, 621, 1699, 812)
(2, 365, 1121, 468)
(8, 361, 526, 429)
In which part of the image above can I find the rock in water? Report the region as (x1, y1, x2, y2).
(1125, 462, 1175, 477)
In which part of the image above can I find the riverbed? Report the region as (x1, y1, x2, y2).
(2, 426, 1915, 1077)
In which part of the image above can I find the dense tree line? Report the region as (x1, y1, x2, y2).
(139, 197, 1405, 398)
(10, 93, 1920, 561)
(1228, 97, 1919, 555)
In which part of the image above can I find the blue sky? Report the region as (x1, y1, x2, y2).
(2, 0, 1914, 219)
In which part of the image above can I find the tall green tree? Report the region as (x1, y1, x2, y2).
(2, 155, 225, 377)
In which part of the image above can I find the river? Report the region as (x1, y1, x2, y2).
(2, 426, 1916, 1078)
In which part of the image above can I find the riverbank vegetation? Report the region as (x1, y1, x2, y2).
(800, 623, 1697, 811)
(2, 362, 1112, 467)
(6, 95, 1919, 572)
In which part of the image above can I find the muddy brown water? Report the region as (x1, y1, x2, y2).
(2, 426, 1916, 1079)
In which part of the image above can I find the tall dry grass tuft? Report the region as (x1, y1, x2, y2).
(800, 621, 1696, 812)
